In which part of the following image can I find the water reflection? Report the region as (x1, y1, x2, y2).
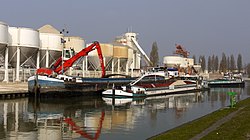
(0, 83, 249, 140)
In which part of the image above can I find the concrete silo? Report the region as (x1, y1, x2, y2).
(124, 32, 141, 69)
(0, 21, 8, 63)
(127, 47, 134, 75)
(0, 21, 8, 82)
(8, 27, 40, 82)
(115, 32, 151, 75)
(64, 36, 85, 52)
(99, 43, 113, 72)
(163, 56, 183, 68)
(38, 25, 63, 68)
(113, 44, 128, 74)
(64, 36, 85, 76)
(87, 43, 113, 77)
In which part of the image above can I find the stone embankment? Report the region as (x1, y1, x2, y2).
(0, 82, 28, 99)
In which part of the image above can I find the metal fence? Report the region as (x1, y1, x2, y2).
(0, 68, 141, 83)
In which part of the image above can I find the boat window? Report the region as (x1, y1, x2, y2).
(142, 75, 165, 80)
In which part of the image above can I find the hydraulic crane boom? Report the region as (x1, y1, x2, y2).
(37, 41, 106, 77)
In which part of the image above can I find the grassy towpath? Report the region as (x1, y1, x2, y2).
(149, 97, 250, 140)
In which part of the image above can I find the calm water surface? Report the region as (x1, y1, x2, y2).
(0, 82, 249, 140)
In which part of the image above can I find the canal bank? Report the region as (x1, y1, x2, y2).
(149, 95, 250, 140)
(0, 82, 28, 99)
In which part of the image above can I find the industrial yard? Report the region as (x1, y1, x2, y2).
(0, 22, 149, 83)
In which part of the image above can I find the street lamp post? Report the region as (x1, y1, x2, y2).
(60, 29, 69, 75)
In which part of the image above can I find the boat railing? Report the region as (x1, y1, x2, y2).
(129, 72, 165, 86)
(129, 74, 146, 86)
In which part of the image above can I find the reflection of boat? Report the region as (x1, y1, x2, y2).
(102, 97, 134, 106)
(207, 73, 245, 87)
(102, 72, 202, 98)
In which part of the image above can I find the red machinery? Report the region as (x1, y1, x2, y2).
(174, 44, 190, 58)
(36, 41, 106, 77)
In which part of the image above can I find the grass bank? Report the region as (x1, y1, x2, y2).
(149, 97, 250, 140)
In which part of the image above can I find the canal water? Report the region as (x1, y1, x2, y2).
(0, 82, 249, 140)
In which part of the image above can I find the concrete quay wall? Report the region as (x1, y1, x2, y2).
(0, 82, 28, 99)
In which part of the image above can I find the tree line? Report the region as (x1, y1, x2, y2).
(194, 53, 243, 73)
(149, 42, 250, 77)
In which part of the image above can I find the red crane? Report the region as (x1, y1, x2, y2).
(174, 44, 190, 58)
(36, 41, 106, 77)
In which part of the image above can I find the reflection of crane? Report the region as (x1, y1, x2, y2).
(36, 41, 106, 77)
(174, 44, 190, 58)
(64, 111, 105, 140)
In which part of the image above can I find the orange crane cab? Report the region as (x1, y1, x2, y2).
(36, 41, 106, 78)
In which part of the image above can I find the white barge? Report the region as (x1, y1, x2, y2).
(102, 70, 204, 98)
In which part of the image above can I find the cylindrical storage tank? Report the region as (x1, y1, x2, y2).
(88, 43, 114, 70)
(39, 33, 63, 67)
(187, 58, 194, 66)
(0, 21, 8, 64)
(113, 45, 128, 73)
(113, 45, 128, 59)
(64, 36, 85, 53)
(181, 58, 188, 68)
(127, 48, 133, 60)
(0, 21, 8, 46)
(8, 27, 40, 68)
(163, 56, 183, 68)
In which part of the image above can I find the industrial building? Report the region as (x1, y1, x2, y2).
(0, 21, 146, 82)
(0, 20, 200, 83)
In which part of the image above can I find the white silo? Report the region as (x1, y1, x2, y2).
(8, 27, 40, 82)
(0, 21, 8, 61)
(126, 47, 134, 75)
(163, 56, 195, 68)
(64, 36, 85, 52)
(163, 56, 183, 68)
(38, 25, 63, 68)
(124, 32, 141, 69)
(0, 21, 8, 82)
(64, 36, 85, 76)
(87, 43, 113, 76)
(187, 58, 194, 66)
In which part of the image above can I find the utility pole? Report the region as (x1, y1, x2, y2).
(60, 28, 69, 75)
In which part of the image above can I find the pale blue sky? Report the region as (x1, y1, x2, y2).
(1, 0, 250, 65)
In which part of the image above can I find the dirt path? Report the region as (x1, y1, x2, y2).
(190, 107, 244, 140)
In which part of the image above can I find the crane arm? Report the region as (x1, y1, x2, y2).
(51, 57, 62, 70)
(36, 41, 106, 78)
(54, 41, 105, 77)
